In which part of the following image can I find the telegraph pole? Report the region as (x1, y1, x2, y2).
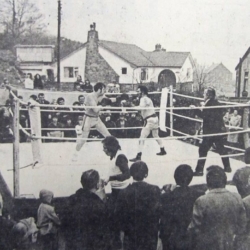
(57, 0, 61, 90)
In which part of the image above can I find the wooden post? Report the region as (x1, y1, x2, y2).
(13, 99, 20, 198)
(57, 0, 62, 91)
(170, 85, 173, 136)
(243, 107, 249, 149)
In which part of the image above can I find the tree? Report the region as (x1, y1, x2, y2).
(193, 61, 209, 94)
(0, 0, 45, 49)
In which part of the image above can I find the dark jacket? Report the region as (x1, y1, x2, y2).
(160, 186, 204, 250)
(67, 188, 110, 250)
(202, 98, 225, 135)
(115, 182, 161, 250)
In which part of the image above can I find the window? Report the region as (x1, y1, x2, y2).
(141, 68, 148, 81)
(121, 68, 127, 74)
(244, 71, 249, 91)
(64, 67, 79, 78)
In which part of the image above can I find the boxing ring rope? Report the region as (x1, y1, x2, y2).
(8, 87, 250, 197)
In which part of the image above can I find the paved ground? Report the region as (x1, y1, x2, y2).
(0, 139, 245, 198)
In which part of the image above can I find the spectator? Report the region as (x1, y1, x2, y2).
(102, 136, 130, 248)
(37, 189, 61, 250)
(115, 161, 161, 250)
(115, 112, 128, 138)
(102, 136, 130, 200)
(72, 101, 83, 126)
(67, 169, 110, 250)
(160, 165, 204, 250)
(24, 73, 34, 90)
(55, 97, 70, 124)
(233, 147, 250, 198)
(11, 217, 38, 250)
(33, 74, 43, 89)
(18, 96, 29, 142)
(78, 95, 85, 111)
(74, 75, 84, 91)
(37, 93, 50, 137)
(227, 109, 241, 147)
(103, 111, 116, 135)
(82, 79, 93, 93)
(64, 116, 76, 140)
(233, 148, 250, 249)
(127, 112, 143, 138)
(0, 194, 16, 250)
(47, 116, 64, 142)
(188, 165, 246, 250)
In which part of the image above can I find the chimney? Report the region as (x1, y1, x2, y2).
(154, 44, 162, 51)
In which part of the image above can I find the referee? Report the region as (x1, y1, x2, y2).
(194, 87, 231, 176)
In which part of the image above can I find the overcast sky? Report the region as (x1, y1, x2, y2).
(37, 0, 250, 76)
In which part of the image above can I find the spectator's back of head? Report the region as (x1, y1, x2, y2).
(206, 165, 227, 189)
(233, 167, 250, 198)
(39, 189, 53, 204)
(130, 161, 148, 181)
(174, 164, 193, 187)
(245, 147, 250, 164)
(81, 169, 100, 190)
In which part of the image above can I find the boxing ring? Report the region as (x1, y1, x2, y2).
(3, 87, 250, 198)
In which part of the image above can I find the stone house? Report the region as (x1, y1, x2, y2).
(205, 63, 233, 95)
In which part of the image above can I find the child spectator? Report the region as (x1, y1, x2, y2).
(37, 189, 61, 250)
(47, 116, 64, 142)
(11, 217, 38, 250)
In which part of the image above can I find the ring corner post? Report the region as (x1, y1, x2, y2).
(13, 99, 20, 198)
(243, 107, 249, 149)
(170, 85, 173, 137)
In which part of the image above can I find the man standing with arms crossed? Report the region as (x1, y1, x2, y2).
(130, 86, 166, 162)
(72, 82, 111, 161)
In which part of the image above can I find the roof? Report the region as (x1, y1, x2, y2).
(15, 45, 55, 48)
(99, 40, 190, 67)
(235, 47, 250, 70)
(99, 40, 153, 67)
(205, 63, 220, 73)
(205, 63, 232, 74)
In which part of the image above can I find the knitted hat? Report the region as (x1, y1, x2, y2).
(39, 189, 53, 204)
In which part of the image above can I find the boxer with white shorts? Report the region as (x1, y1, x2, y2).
(72, 82, 111, 161)
(130, 86, 166, 162)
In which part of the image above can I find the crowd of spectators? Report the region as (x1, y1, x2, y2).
(2, 143, 250, 250)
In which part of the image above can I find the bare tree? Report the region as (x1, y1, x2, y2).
(193, 62, 209, 93)
(0, 0, 45, 47)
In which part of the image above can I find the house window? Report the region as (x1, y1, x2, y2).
(121, 68, 127, 74)
(64, 67, 79, 78)
(141, 68, 148, 81)
(244, 71, 249, 91)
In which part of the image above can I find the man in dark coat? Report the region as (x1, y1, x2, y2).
(115, 161, 161, 250)
(194, 87, 231, 176)
(67, 170, 110, 250)
(160, 165, 204, 250)
(188, 165, 246, 250)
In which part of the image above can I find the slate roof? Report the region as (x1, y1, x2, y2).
(99, 40, 190, 67)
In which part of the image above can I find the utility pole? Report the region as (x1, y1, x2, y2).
(57, 0, 61, 90)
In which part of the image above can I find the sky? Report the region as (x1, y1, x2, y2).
(36, 0, 250, 76)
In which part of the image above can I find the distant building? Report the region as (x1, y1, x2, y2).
(235, 48, 250, 97)
(15, 24, 196, 91)
(205, 63, 233, 95)
(15, 45, 55, 80)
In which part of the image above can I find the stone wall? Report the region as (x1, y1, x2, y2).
(85, 29, 119, 84)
